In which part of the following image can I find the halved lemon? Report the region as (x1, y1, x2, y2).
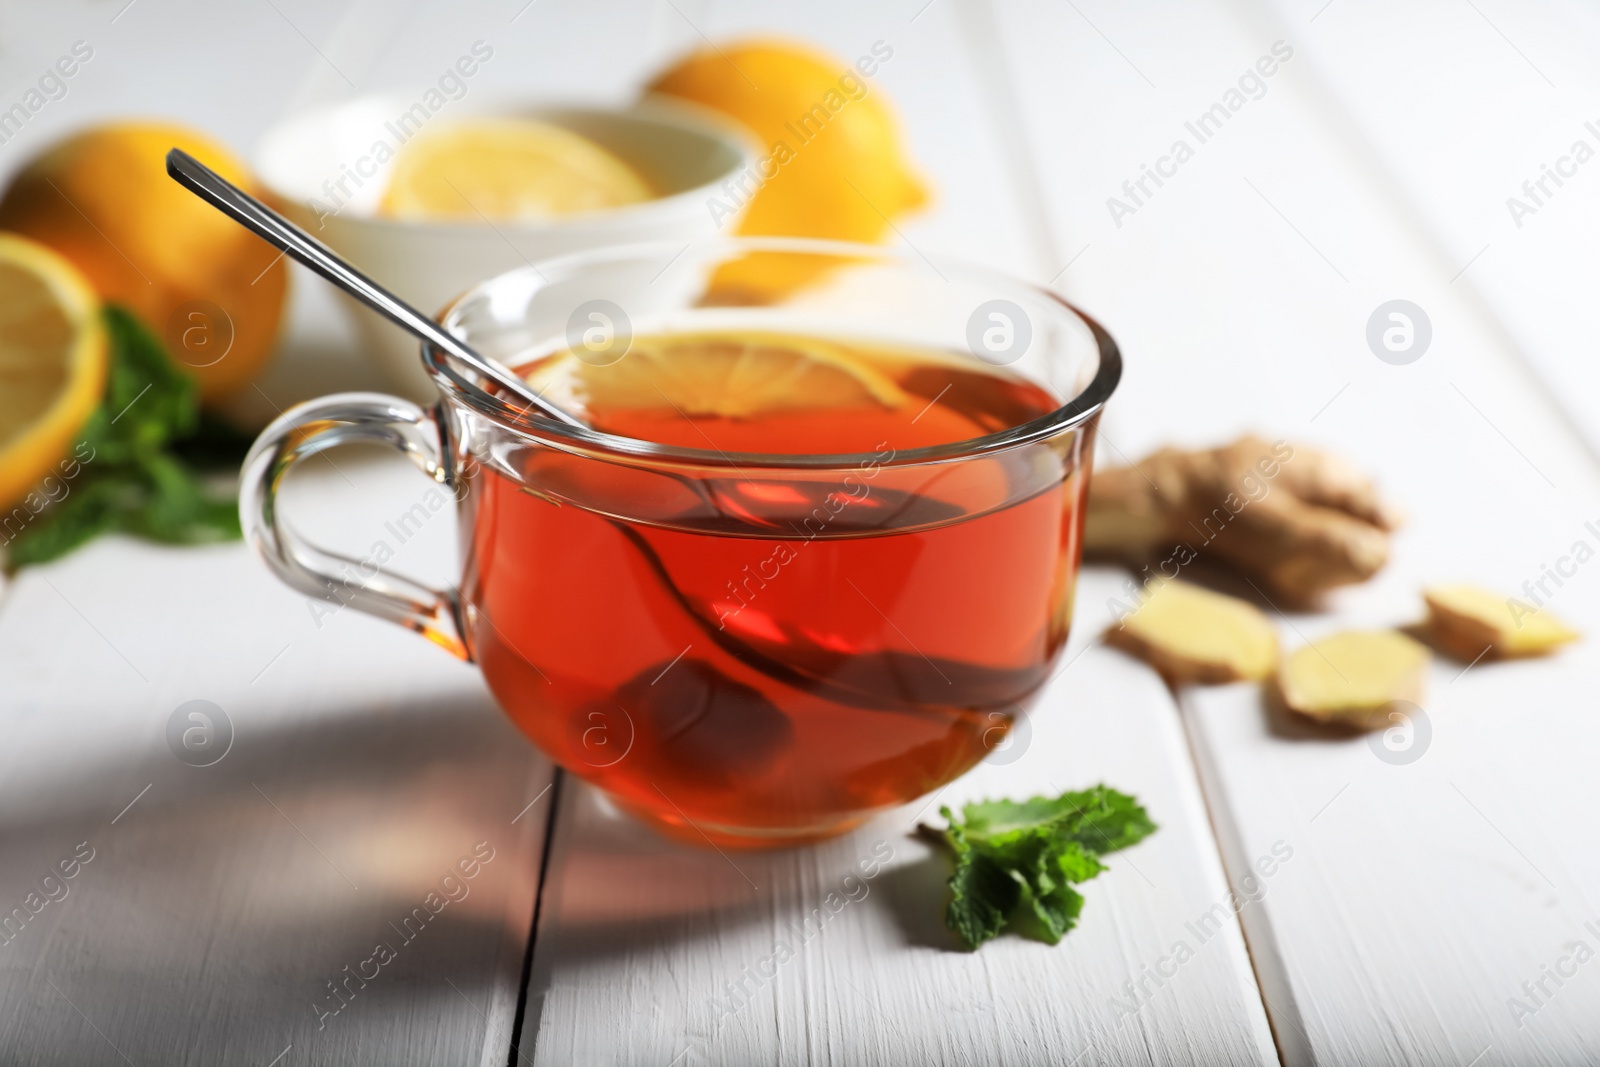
(379, 118, 653, 221)
(0, 122, 287, 402)
(525, 331, 908, 420)
(0, 233, 107, 510)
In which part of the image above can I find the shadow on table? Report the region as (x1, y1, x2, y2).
(875, 847, 961, 950)
(528, 780, 956, 951)
(517, 774, 963, 1049)
(0, 690, 546, 1067)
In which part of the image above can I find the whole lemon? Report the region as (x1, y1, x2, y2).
(0, 123, 287, 402)
(650, 40, 928, 299)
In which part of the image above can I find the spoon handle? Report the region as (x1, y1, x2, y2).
(165, 148, 584, 428)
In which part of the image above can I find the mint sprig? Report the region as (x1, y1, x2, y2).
(5, 305, 249, 568)
(941, 785, 1156, 949)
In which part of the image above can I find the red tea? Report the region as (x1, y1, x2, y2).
(459, 331, 1089, 844)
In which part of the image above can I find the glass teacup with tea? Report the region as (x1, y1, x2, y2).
(241, 239, 1120, 846)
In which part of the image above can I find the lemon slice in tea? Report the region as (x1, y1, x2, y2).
(524, 331, 909, 421)
(380, 117, 652, 221)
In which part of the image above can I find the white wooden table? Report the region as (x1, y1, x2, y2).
(3, 2, 1599, 1064)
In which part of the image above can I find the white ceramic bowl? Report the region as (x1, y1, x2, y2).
(256, 95, 756, 398)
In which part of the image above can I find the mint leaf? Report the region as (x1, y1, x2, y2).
(1062, 786, 1160, 854)
(1020, 876, 1085, 945)
(125, 453, 240, 544)
(943, 814, 1019, 950)
(4, 305, 244, 568)
(940, 786, 1155, 950)
(75, 306, 196, 467)
(1015, 841, 1100, 944)
(4, 479, 125, 567)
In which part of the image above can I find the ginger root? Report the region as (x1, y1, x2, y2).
(1086, 436, 1401, 604)
(1423, 584, 1579, 660)
(1276, 629, 1429, 728)
(1106, 580, 1278, 685)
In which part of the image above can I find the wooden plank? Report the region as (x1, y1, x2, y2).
(992, 0, 1600, 1062)
(1183, 652, 1600, 1067)
(0, 457, 556, 1066)
(522, 571, 1279, 1067)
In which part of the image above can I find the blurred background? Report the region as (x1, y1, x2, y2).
(6, 0, 1600, 452)
(0, 0, 1039, 431)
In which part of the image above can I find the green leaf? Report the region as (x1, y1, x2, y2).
(960, 794, 1088, 835)
(4, 479, 125, 566)
(1020, 878, 1085, 945)
(4, 304, 244, 570)
(124, 453, 240, 544)
(940, 786, 1156, 950)
(960, 786, 1157, 857)
(1050, 840, 1110, 883)
(943, 813, 1020, 950)
(97, 304, 197, 451)
(1060, 787, 1159, 855)
(1014, 841, 1100, 944)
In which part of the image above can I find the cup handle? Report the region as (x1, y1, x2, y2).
(239, 391, 470, 660)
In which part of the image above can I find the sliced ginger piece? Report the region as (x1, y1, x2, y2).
(1106, 580, 1278, 685)
(1277, 630, 1429, 729)
(1424, 584, 1579, 660)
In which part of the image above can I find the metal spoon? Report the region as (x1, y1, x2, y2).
(164, 148, 585, 429)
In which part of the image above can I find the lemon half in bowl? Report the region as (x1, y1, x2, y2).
(379, 117, 655, 221)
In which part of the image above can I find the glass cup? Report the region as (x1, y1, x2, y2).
(240, 238, 1121, 847)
